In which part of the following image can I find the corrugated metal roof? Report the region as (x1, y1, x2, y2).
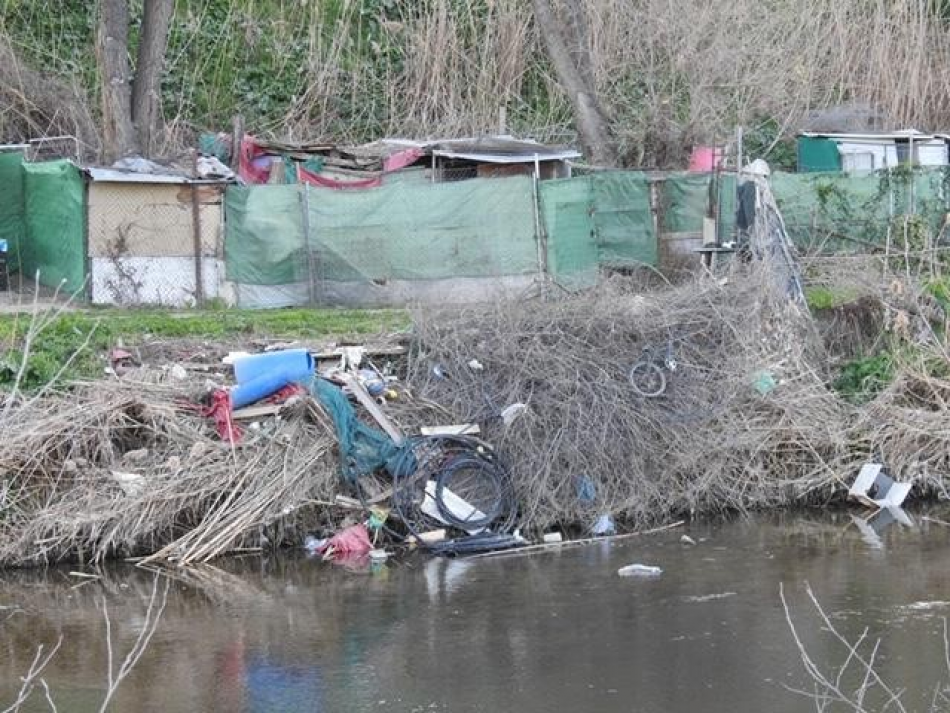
(431, 148, 580, 163)
(84, 167, 225, 184)
(799, 129, 934, 141)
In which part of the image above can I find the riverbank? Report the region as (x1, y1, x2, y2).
(0, 256, 948, 567)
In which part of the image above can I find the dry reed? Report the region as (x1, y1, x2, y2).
(405, 261, 855, 533)
(0, 373, 341, 568)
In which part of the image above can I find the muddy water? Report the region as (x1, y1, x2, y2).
(2, 510, 950, 712)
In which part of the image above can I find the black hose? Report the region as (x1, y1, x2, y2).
(375, 434, 519, 553)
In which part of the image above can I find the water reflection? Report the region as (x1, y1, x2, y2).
(2, 508, 950, 713)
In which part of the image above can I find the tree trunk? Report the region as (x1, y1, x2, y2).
(132, 0, 174, 157)
(532, 0, 617, 167)
(96, 0, 135, 161)
(563, 0, 595, 90)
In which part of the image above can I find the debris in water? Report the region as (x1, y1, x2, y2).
(849, 463, 912, 509)
(680, 534, 697, 546)
(617, 563, 663, 577)
(592, 514, 616, 536)
(682, 592, 736, 602)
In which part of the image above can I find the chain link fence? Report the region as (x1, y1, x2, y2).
(86, 180, 225, 308)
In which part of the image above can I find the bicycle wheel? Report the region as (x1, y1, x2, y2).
(628, 360, 667, 397)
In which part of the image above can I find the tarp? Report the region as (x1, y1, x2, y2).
(591, 172, 656, 266)
(21, 160, 85, 293)
(540, 176, 598, 288)
(0, 151, 24, 270)
(771, 167, 950, 253)
(225, 176, 540, 303)
(660, 173, 710, 233)
(224, 186, 305, 286)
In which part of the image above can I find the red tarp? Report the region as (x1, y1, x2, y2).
(238, 136, 423, 190)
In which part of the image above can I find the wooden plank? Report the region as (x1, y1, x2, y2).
(343, 373, 404, 445)
(420, 424, 480, 436)
(312, 345, 407, 360)
(231, 404, 282, 421)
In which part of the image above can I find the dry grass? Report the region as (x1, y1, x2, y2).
(6, 1, 950, 164)
(405, 261, 853, 533)
(0, 372, 340, 567)
(0, 36, 98, 157)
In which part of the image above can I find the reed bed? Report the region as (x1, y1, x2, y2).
(405, 264, 856, 532)
(0, 373, 340, 567)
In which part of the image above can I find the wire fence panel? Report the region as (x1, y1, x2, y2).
(225, 176, 544, 308)
(87, 182, 225, 307)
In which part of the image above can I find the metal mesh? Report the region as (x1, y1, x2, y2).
(87, 181, 225, 307)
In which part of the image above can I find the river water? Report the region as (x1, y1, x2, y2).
(2, 509, 950, 712)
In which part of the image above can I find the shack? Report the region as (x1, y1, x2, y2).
(425, 137, 580, 182)
(237, 135, 580, 186)
(797, 130, 949, 172)
(84, 168, 227, 307)
(9, 158, 229, 307)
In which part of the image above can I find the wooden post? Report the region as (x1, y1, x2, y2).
(230, 115, 244, 172)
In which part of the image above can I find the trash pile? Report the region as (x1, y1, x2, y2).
(0, 337, 524, 567)
(405, 263, 851, 532)
(3, 243, 950, 567)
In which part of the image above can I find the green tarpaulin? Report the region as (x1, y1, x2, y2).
(0, 152, 24, 271)
(539, 176, 598, 288)
(306, 176, 538, 282)
(770, 168, 950, 253)
(591, 172, 656, 267)
(21, 160, 85, 293)
(226, 177, 540, 291)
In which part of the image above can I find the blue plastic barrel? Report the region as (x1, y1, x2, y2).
(230, 363, 314, 409)
(232, 348, 313, 385)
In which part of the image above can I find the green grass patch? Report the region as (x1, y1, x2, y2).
(0, 307, 409, 390)
(833, 352, 894, 403)
(805, 285, 864, 311)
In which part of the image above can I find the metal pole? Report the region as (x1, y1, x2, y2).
(302, 183, 316, 306)
(531, 154, 548, 285)
(190, 151, 204, 308)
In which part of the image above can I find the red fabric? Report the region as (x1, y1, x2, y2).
(320, 524, 372, 557)
(177, 391, 242, 443)
(297, 165, 382, 190)
(265, 383, 306, 404)
(238, 136, 271, 184)
(204, 389, 242, 444)
(382, 147, 424, 172)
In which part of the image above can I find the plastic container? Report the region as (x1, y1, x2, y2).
(688, 146, 725, 172)
(232, 348, 313, 385)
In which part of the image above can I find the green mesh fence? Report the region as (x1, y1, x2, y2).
(591, 172, 656, 267)
(21, 160, 85, 293)
(0, 152, 24, 270)
(224, 185, 305, 286)
(306, 176, 538, 282)
(226, 177, 542, 305)
(770, 168, 950, 253)
(660, 173, 711, 233)
(223, 170, 731, 305)
(539, 176, 598, 288)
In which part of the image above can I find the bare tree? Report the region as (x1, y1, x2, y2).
(97, 0, 135, 161)
(96, 0, 174, 161)
(532, 0, 617, 166)
(132, 0, 175, 157)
